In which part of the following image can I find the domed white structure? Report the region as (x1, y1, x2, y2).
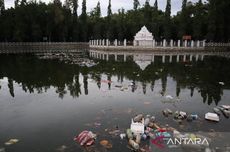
(134, 26, 154, 47)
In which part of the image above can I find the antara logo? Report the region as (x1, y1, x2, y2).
(167, 137, 209, 145)
(151, 132, 210, 149)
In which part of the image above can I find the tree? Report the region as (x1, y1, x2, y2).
(81, 0, 86, 18)
(117, 8, 126, 40)
(165, 0, 171, 17)
(154, 0, 158, 10)
(21, 0, 27, 6)
(0, 0, 4, 15)
(53, 0, 62, 6)
(72, 0, 78, 16)
(64, 0, 71, 9)
(106, 0, 113, 39)
(193, 0, 207, 40)
(80, 0, 87, 41)
(207, 0, 230, 42)
(107, 0, 112, 18)
(14, 0, 19, 7)
(163, 0, 171, 40)
(0, 0, 228, 42)
(182, 0, 187, 11)
(143, 0, 152, 27)
(133, 0, 140, 10)
(94, 1, 101, 18)
(90, 1, 102, 39)
(178, 0, 191, 38)
(144, 0, 150, 7)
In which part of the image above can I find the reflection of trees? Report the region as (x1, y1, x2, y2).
(107, 75, 111, 90)
(0, 55, 229, 105)
(89, 58, 230, 105)
(83, 75, 88, 95)
(91, 73, 101, 89)
(176, 82, 181, 97)
(199, 85, 223, 105)
(0, 55, 81, 99)
(8, 79, 14, 97)
(190, 86, 195, 97)
(151, 80, 155, 92)
(161, 75, 167, 96)
(56, 86, 67, 99)
(67, 75, 81, 98)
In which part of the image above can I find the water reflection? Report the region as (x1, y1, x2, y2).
(0, 54, 230, 106)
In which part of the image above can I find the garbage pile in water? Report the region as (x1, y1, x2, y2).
(37, 53, 98, 67)
(74, 104, 230, 151)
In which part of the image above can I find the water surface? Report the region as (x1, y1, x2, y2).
(0, 54, 230, 152)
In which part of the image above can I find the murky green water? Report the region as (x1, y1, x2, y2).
(0, 54, 230, 152)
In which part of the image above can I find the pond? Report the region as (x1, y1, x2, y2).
(0, 52, 230, 152)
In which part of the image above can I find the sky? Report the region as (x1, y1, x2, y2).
(4, 0, 200, 16)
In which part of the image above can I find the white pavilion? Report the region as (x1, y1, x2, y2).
(134, 26, 154, 47)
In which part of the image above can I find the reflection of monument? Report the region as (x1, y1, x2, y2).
(134, 26, 154, 47)
(134, 54, 152, 70)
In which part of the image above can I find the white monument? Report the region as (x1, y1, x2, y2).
(134, 26, 154, 47)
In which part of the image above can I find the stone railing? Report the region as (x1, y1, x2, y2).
(89, 39, 206, 48)
(0, 42, 89, 54)
(206, 42, 230, 47)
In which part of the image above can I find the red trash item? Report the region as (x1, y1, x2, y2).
(157, 128, 167, 133)
(101, 80, 112, 83)
(74, 131, 96, 146)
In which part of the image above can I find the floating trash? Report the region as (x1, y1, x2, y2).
(100, 140, 112, 149)
(165, 95, 173, 100)
(120, 133, 126, 140)
(205, 112, 220, 122)
(133, 114, 144, 122)
(218, 82, 225, 85)
(94, 122, 101, 127)
(101, 80, 112, 83)
(56, 145, 68, 152)
(213, 107, 222, 115)
(223, 109, 230, 118)
(163, 108, 173, 117)
(74, 131, 96, 146)
(221, 105, 230, 110)
(5, 139, 19, 146)
(128, 139, 139, 150)
(130, 119, 145, 135)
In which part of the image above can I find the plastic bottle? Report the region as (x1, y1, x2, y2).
(126, 129, 133, 139)
(135, 134, 141, 144)
(144, 118, 150, 126)
(150, 116, 156, 122)
(129, 139, 139, 150)
(134, 114, 143, 122)
(191, 114, 198, 120)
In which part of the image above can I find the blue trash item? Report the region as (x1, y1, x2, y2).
(141, 133, 148, 140)
(155, 131, 171, 140)
(191, 114, 199, 120)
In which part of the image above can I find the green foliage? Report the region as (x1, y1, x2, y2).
(164, 0, 171, 40)
(0, 0, 229, 42)
(72, 0, 78, 16)
(133, 0, 140, 10)
(207, 0, 230, 42)
(0, 0, 4, 14)
(154, 0, 158, 10)
(107, 0, 112, 17)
